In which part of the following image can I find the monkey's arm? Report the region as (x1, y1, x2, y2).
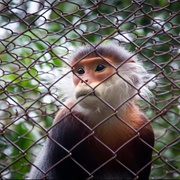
(28, 109, 90, 179)
(29, 111, 134, 179)
(137, 122, 154, 179)
(127, 116, 154, 180)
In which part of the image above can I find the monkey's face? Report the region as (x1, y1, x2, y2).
(72, 57, 117, 109)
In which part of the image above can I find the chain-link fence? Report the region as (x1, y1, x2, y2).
(0, 0, 179, 179)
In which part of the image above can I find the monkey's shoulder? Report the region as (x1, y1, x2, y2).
(50, 109, 90, 146)
(136, 114, 154, 147)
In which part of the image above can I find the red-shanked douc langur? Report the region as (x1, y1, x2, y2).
(29, 43, 154, 179)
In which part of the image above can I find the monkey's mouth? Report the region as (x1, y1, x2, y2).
(75, 90, 98, 99)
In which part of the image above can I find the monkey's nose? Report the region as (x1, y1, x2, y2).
(81, 79, 88, 83)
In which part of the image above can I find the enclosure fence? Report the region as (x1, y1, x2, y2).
(0, 0, 179, 179)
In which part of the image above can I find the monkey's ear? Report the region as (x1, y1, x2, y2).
(127, 59, 136, 63)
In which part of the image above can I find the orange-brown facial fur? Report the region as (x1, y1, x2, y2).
(72, 57, 115, 87)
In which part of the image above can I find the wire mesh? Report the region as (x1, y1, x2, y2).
(0, 0, 179, 179)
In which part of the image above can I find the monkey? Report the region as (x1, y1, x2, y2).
(29, 43, 154, 179)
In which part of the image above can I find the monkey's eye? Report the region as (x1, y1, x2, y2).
(95, 64, 106, 72)
(77, 67, 85, 74)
